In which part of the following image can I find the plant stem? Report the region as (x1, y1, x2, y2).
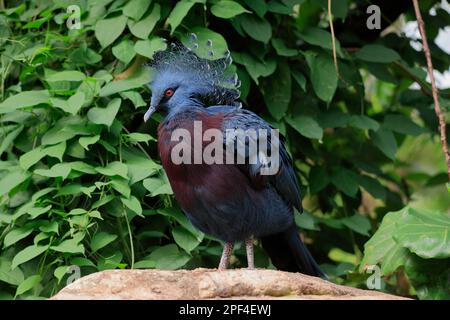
(328, 0, 339, 75)
(412, 0, 450, 180)
(124, 210, 135, 269)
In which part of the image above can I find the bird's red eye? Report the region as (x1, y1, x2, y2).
(164, 89, 174, 97)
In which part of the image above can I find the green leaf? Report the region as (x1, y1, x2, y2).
(51, 237, 85, 254)
(331, 168, 359, 197)
(128, 4, 161, 39)
(54, 266, 69, 284)
(87, 98, 121, 127)
(34, 163, 72, 180)
(383, 114, 426, 136)
(91, 232, 118, 252)
(286, 115, 323, 140)
(355, 45, 401, 63)
(0, 169, 29, 196)
(100, 67, 151, 96)
(126, 133, 154, 144)
(168, 0, 205, 34)
(360, 210, 411, 275)
(12, 245, 48, 269)
(0, 90, 50, 114)
(45, 141, 66, 162)
(291, 70, 306, 91)
(240, 14, 272, 43)
(180, 27, 228, 60)
(0, 124, 23, 155)
(295, 210, 320, 231)
(112, 39, 136, 65)
(309, 166, 329, 193)
(96, 161, 128, 179)
(357, 175, 386, 200)
(243, 0, 267, 17)
(211, 0, 250, 19)
(79, 135, 100, 150)
(110, 177, 131, 198)
(172, 226, 202, 252)
(143, 176, 173, 196)
(149, 244, 191, 269)
(19, 147, 46, 170)
(233, 52, 276, 84)
(124, 152, 161, 184)
(0, 257, 24, 285)
(370, 127, 397, 160)
(341, 214, 371, 236)
(4, 227, 33, 248)
(394, 208, 450, 259)
(271, 38, 298, 56)
(134, 37, 167, 59)
(46, 70, 86, 82)
(308, 53, 338, 102)
(121, 195, 143, 216)
(120, 91, 146, 108)
(348, 115, 379, 131)
(15, 275, 41, 297)
(262, 61, 291, 120)
(95, 15, 128, 48)
(299, 27, 343, 56)
(123, 0, 151, 21)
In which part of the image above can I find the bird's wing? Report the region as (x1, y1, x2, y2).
(211, 107, 302, 211)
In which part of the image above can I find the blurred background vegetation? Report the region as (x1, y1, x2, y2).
(0, 0, 449, 299)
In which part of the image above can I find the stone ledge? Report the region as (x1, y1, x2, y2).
(50, 268, 408, 300)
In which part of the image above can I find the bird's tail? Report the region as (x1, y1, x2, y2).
(261, 225, 327, 278)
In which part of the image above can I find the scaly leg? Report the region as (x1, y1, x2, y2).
(246, 238, 255, 269)
(218, 242, 234, 270)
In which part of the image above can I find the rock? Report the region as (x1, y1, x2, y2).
(50, 268, 408, 300)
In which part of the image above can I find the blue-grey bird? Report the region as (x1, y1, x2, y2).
(143, 41, 325, 277)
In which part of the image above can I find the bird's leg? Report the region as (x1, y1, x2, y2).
(218, 242, 234, 270)
(246, 237, 255, 269)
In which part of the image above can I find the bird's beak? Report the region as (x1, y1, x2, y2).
(143, 104, 156, 123)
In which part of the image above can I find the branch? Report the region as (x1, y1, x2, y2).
(328, 0, 339, 75)
(412, 0, 450, 180)
(114, 55, 146, 81)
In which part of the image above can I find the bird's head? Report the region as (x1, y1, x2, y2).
(144, 40, 241, 122)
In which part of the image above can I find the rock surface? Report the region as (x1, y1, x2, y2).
(50, 268, 408, 300)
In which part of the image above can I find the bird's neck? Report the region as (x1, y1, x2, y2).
(166, 98, 205, 120)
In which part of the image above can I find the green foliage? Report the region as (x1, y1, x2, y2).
(0, 0, 448, 300)
(360, 207, 450, 299)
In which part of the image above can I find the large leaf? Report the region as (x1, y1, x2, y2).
(172, 226, 202, 252)
(180, 27, 228, 60)
(261, 61, 291, 120)
(87, 98, 121, 127)
(134, 37, 167, 59)
(11, 245, 48, 269)
(0, 90, 50, 113)
(307, 53, 338, 102)
(0, 169, 29, 196)
(128, 4, 161, 39)
(355, 45, 401, 63)
(123, 0, 151, 21)
(370, 127, 397, 160)
(240, 14, 272, 43)
(95, 15, 128, 48)
(148, 244, 191, 270)
(360, 210, 411, 275)
(394, 208, 450, 259)
(99, 67, 151, 96)
(91, 232, 118, 252)
(168, 0, 205, 34)
(286, 115, 323, 140)
(211, 0, 249, 19)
